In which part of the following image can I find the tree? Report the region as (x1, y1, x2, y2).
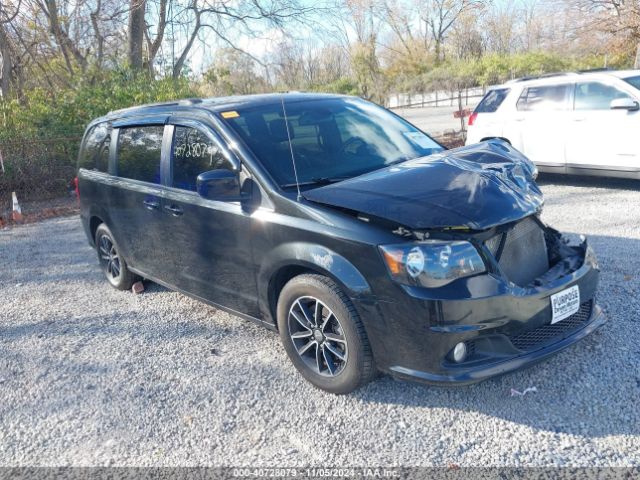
(37, 0, 89, 73)
(377, 0, 433, 78)
(448, 9, 484, 59)
(168, 0, 318, 79)
(482, 1, 518, 54)
(0, 1, 19, 98)
(570, 0, 640, 65)
(128, 0, 146, 70)
(202, 48, 268, 95)
(421, 0, 488, 63)
(145, 0, 168, 73)
(331, 0, 387, 101)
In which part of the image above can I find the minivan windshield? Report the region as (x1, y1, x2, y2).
(221, 97, 444, 188)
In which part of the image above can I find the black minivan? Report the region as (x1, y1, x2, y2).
(78, 93, 605, 393)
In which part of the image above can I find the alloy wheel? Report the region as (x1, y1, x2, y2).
(98, 234, 121, 281)
(287, 296, 348, 377)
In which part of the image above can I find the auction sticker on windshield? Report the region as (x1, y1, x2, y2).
(550, 285, 580, 324)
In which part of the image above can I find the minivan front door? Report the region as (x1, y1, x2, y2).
(565, 81, 640, 172)
(157, 122, 260, 317)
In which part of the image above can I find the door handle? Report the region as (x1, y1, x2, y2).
(164, 204, 183, 216)
(143, 199, 160, 210)
(573, 117, 586, 122)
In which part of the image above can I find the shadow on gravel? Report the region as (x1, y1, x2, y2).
(0, 311, 217, 342)
(537, 173, 640, 191)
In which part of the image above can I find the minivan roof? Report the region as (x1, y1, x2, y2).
(100, 92, 347, 122)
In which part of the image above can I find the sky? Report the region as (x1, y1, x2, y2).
(157, 0, 340, 76)
(151, 0, 552, 77)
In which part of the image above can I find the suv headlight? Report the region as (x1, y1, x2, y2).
(379, 241, 486, 288)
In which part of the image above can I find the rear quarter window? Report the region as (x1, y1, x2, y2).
(475, 88, 510, 113)
(116, 126, 164, 184)
(78, 123, 112, 172)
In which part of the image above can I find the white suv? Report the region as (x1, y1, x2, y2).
(466, 69, 640, 178)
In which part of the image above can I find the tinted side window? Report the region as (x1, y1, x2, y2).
(575, 82, 631, 110)
(475, 88, 510, 113)
(516, 84, 571, 111)
(117, 126, 164, 184)
(172, 126, 232, 191)
(79, 123, 112, 172)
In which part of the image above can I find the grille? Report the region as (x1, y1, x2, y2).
(508, 300, 594, 351)
(485, 216, 549, 287)
(465, 340, 476, 358)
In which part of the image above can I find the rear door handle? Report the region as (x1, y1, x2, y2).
(164, 204, 183, 216)
(143, 199, 160, 210)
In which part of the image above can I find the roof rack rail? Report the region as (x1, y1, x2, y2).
(507, 72, 577, 83)
(178, 98, 203, 106)
(506, 69, 616, 84)
(577, 67, 612, 73)
(108, 97, 204, 115)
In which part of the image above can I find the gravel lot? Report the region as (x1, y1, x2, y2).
(1, 174, 639, 467)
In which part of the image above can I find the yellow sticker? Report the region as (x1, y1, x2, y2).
(221, 111, 239, 119)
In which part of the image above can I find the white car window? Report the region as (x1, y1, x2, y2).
(475, 88, 510, 113)
(574, 82, 631, 110)
(623, 75, 640, 91)
(516, 84, 571, 112)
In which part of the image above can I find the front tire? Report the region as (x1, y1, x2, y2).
(95, 224, 137, 291)
(277, 274, 375, 394)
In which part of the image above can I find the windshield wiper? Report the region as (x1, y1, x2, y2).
(280, 177, 348, 189)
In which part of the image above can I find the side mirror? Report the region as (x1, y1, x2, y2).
(610, 98, 639, 111)
(196, 169, 243, 201)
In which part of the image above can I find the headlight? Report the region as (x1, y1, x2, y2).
(379, 241, 486, 288)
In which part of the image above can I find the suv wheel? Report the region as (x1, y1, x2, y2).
(277, 274, 375, 394)
(95, 224, 137, 291)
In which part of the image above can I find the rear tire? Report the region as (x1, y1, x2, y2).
(277, 274, 375, 394)
(95, 224, 137, 291)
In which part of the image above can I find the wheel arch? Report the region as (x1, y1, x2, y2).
(84, 203, 113, 247)
(89, 215, 104, 245)
(259, 243, 372, 329)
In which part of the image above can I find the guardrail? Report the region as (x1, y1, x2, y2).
(389, 88, 486, 109)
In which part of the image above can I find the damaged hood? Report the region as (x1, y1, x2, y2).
(304, 140, 544, 230)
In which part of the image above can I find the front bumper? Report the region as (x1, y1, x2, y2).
(361, 234, 604, 385)
(389, 303, 605, 385)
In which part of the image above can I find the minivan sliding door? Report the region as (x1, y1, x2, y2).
(108, 122, 169, 278)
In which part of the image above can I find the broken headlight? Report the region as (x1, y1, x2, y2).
(380, 241, 486, 288)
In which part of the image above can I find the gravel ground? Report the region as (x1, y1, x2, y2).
(1, 174, 639, 467)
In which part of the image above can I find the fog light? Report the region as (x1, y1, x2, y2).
(452, 342, 467, 363)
